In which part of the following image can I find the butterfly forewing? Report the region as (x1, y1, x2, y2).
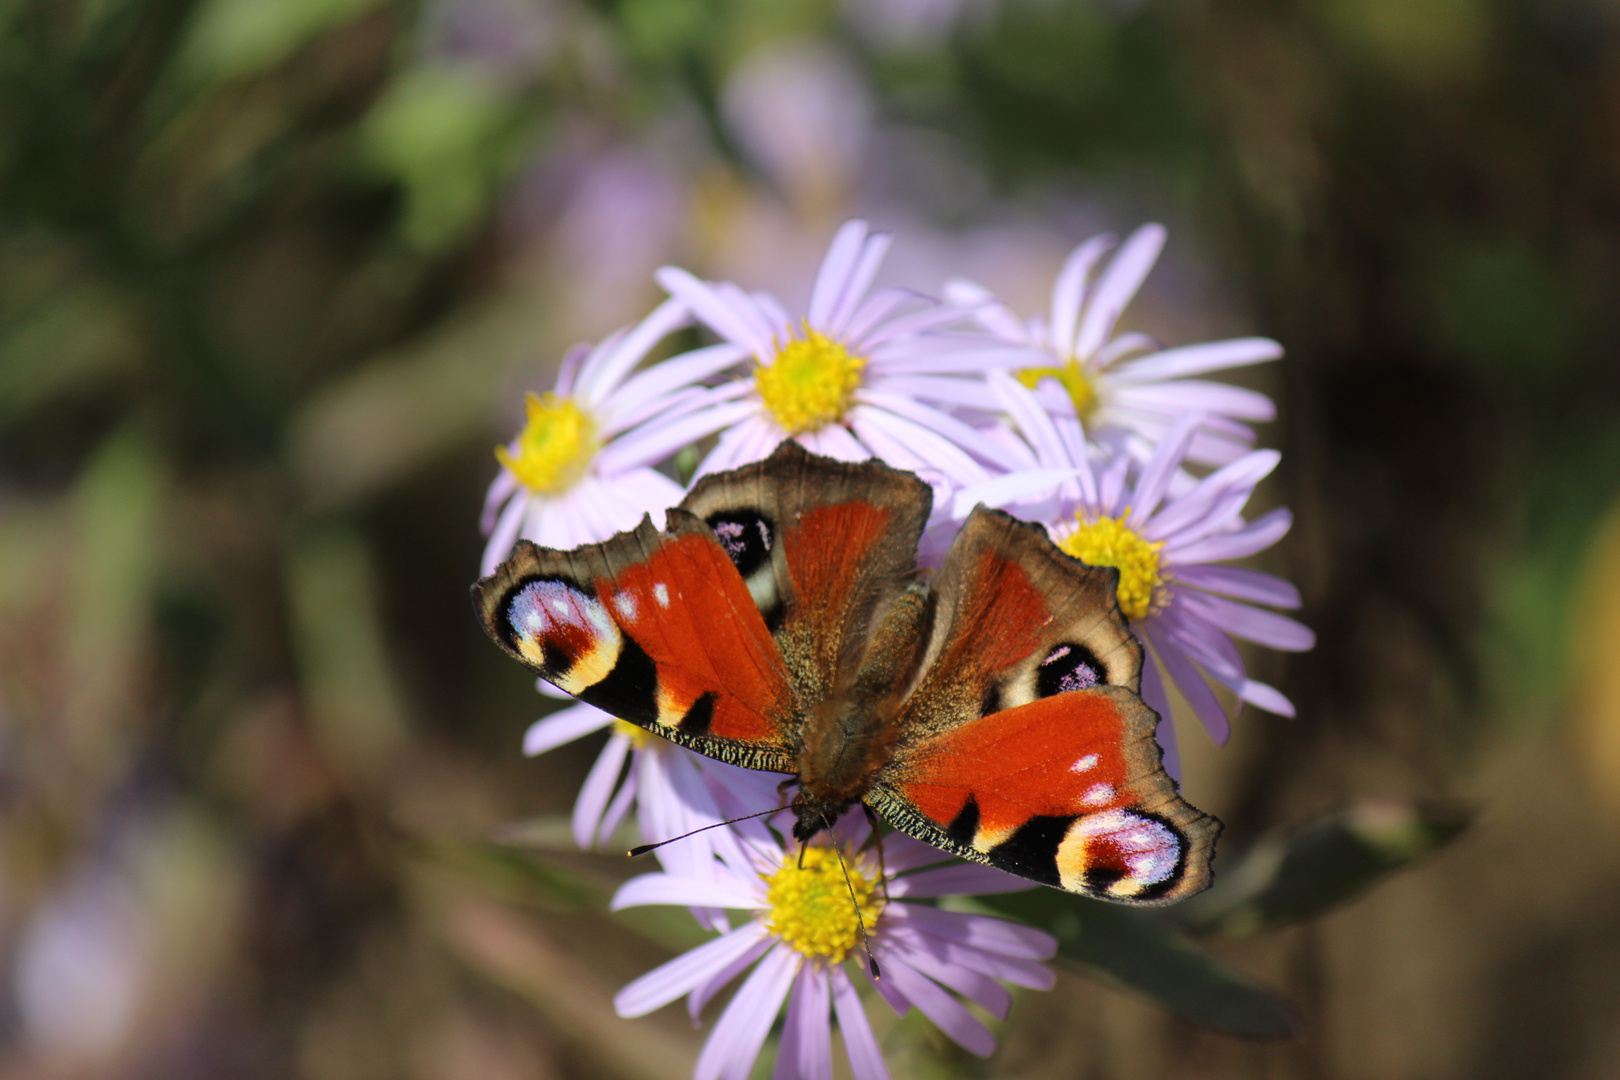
(680, 442, 933, 714)
(473, 515, 798, 772)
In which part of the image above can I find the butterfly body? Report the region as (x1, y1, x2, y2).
(476, 442, 1220, 903)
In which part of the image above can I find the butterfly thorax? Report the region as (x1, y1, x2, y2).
(790, 583, 932, 842)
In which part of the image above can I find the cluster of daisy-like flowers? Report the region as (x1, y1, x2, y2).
(481, 221, 1312, 1078)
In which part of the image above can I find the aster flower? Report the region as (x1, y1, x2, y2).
(479, 295, 743, 575)
(946, 224, 1281, 468)
(955, 374, 1314, 778)
(654, 220, 1039, 498)
(612, 807, 1056, 1080)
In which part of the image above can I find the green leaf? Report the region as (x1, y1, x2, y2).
(974, 891, 1298, 1040)
(1179, 800, 1471, 938)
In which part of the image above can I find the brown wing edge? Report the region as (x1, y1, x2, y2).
(867, 687, 1221, 906)
(469, 517, 799, 775)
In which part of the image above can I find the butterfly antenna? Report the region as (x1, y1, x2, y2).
(627, 806, 778, 857)
(835, 846, 881, 981)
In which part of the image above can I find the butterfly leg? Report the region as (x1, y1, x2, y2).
(863, 804, 890, 904)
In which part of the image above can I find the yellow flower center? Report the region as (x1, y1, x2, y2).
(495, 392, 599, 495)
(612, 719, 652, 749)
(1060, 512, 1166, 621)
(1017, 357, 1099, 422)
(762, 846, 884, 964)
(755, 329, 866, 435)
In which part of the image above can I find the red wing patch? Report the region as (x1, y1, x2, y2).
(883, 688, 1214, 902)
(500, 532, 794, 746)
(779, 502, 894, 624)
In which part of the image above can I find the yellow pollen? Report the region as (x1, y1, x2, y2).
(612, 719, 651, 749)
(1017, 357, 1099, 421)
(755, 329, 866, 434)
(1060, 512, 1166, 621)
(495, 392, 599, 495)
(762, 846, 884, 964)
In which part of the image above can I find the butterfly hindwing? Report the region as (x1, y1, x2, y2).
(870, 686, 1218, 902)
(679, 441, 933, 718)
(472, 514, 798, 772)
(869, 504, 1217, 903)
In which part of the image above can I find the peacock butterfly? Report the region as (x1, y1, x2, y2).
(472, 441, 1219, 904)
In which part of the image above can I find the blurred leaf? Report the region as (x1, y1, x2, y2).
(1179, 801, 1471, 939)
(284, 525, 408, 779)
(974, 890, 1298, 1040)
(175, 0, 388, 84)
(359, 64, 536, 251)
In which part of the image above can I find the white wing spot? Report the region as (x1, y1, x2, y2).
(551, 599, 570, 615)
(653, 583, 669, 608)
(1070, 753, 1099, 775)
(614, 592, 638, 620)
(1081, 782, 1115, 807)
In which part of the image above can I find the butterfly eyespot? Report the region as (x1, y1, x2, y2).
(1036, 642, 1105, 697)
(705, 510, 775, 577)
(1057, 809, 1187, 899)
(502, 576, 622, 694)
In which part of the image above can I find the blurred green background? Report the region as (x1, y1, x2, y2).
(3, 0, 1620, 1077)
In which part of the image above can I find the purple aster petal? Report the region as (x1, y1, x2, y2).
(857, 389, 1030, 472)
(987, 371, 1068, 470)
(1050, 234, 1114, 357)
(877, 903, 1056, 961)
(809, 220, 869, 330)
(798, 423, 870, 462)
(1173, 564, 1301, 608)
(950, 470, 1081, 519)
(480, 469, 519, 534)
(865, 958, 912, 1016)
(944, 278, 1031, 343)
(658, 267, 773, 357)
(611, 873, 761, 912)
(1142, 449, 1278, 544)
(774, 963, 833, 1080)
(482, 488, 529, 575)
(1167, 506, 1293, 564)
(694, 944, 799, 1080)
(871, 344, 1041, 375)
(521, 702, 615, 756)
(829, 230, 892, 337)
(874, 832, 956, 874)
(1146, 660, 1183, 783)
(1126, 412, 1200, 529)
(1108, 337, 1283, 382)
(848, 408, 982, 490)
(878, 917, 1056, 990)
(578, 297, 691, 407)
(887, 863, 1036, 898)
(602, 343, 749, 432)
(1144, 624, 1231, 745)
(1095, 330, 1158, 368)
(1173, 588, 1316, 651)
(718, 282, 786, 351)
(689, 933, 774, 1022)
(880, 928, 1010, 1019)
(1111, 378, 1277, 422)
(572, 732, 632, 848)
(829, 965, 890, 1080)
(595, 754, 639, 846)
(1074, 223, 1164, 361)
(615, 923, 770, 1018)
(755, 291, 794, 333)
(1236, 677, 1296, 717)
(877, 954, 994, 1057)
(553, 341, 591, 397)
(595, 400, 757, 477)
(853, 301, 964, 351)
(876, 374, 1024, 415)
(843, 286, 922, 345)
(1156, 603, 1247, 681)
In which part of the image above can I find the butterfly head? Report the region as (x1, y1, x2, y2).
(788, 789, 853, 844)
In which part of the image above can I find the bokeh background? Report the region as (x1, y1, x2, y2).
(4, 0, 1620, 1077)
